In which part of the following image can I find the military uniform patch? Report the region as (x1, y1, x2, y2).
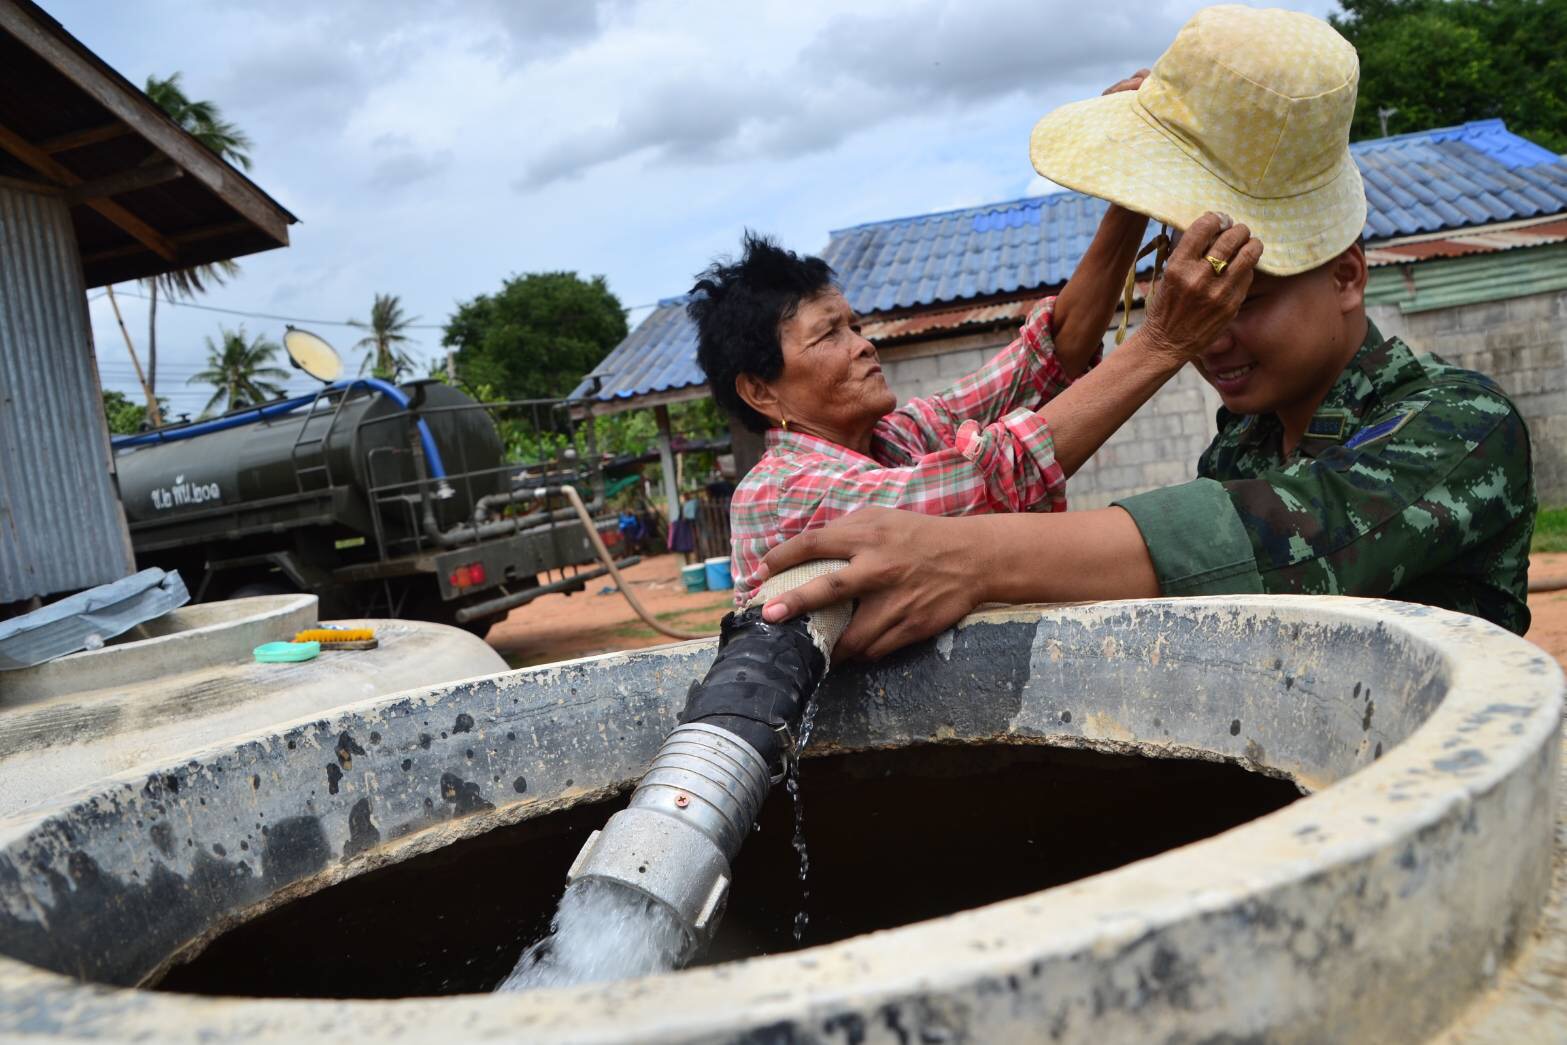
(1305, 410, 1350, 442)
(1345, 404, 1427, 450)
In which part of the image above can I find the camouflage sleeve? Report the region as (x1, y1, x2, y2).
(1116, 382, 1532, 601)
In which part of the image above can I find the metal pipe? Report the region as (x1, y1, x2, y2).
(453, 556, 641, 622)
(420, 487, 599, 550)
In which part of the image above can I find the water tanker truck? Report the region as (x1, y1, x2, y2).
(113, 370, 627, 634)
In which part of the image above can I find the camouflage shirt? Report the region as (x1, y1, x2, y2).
(1115, 320, 1535, 634)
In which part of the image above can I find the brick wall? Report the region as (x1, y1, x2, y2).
(1368, 289, 1567, 506)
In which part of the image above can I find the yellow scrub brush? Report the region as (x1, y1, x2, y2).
(293, 626, 378, 651)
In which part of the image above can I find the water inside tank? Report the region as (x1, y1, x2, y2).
(153, 742, 1300, 997)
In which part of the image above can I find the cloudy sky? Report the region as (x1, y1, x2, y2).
(44, 0, 1338, 420)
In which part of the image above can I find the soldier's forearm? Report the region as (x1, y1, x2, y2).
(976, 507, 1161, 604)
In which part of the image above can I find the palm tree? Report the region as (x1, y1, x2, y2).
(350, 293, 419, 380)
(141, 73, 254, 413)
(189, 327, 289, 416)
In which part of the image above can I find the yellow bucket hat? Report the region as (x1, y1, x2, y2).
(1030, 5, 1366, 277)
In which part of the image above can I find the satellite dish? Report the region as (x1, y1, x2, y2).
(282, 326, 343, 383)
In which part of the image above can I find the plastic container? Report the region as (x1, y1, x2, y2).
(254, 640, 319, 664)
(704, 556, 734, 591)
(680, 563, 708, 593)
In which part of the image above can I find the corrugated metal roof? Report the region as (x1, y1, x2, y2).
(1366, 239, 1567, 315)
(1365, 216, 1567, 266)
(579, 119, 1567, 408)
(859, 298, 1036, 343)
(0, 182, 135, 601)
(570, 296, 704, 406)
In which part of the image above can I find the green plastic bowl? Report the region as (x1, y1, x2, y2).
(254, 640, 319, 664)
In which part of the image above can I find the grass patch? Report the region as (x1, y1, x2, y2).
(1534, 507, 1567, 554)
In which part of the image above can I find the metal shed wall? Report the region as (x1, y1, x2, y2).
(0, 181, 134, 603)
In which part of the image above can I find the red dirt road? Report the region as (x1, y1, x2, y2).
(485, 554, 734, 668)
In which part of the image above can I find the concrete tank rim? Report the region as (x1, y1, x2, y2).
(1, 594, 318, 705)
(0, 595, 1561, 1044)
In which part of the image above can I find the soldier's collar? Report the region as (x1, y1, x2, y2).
(1312, 320, 1425, 424)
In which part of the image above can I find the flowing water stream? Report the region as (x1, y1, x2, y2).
(497, 879, 685, 991)
(786, 694, 823, 943)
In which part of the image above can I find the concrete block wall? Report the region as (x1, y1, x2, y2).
(1368, 289, 1567, 506)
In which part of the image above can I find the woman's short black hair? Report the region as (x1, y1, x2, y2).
(688, 231, 835, 433)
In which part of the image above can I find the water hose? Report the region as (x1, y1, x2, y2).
(559, 484, 718, 642)
(562, 560, 850, 961)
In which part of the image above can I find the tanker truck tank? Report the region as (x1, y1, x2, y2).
(116, 380, 502, 544)
(111, 364, 623, 630)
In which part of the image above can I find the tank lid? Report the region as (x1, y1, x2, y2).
(282, 326, 344, 383)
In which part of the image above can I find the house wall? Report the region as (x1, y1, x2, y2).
(1367, 288, 1567, 507)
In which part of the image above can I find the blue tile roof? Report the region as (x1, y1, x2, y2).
(573, 120, 1567, 407)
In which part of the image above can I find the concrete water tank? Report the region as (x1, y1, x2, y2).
(0, 596, 1561, 1042)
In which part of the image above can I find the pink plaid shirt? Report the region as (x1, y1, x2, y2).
(730, 297, 1088, 603)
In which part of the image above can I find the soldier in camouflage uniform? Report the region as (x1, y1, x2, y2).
(748, 7, 1536, 657)
(1113, 315, 1535, 635)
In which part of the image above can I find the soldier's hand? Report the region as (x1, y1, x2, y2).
(758, 508, 983, 662)
(1136, 212, 1264, 366)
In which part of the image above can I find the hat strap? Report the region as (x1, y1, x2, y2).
(1115, 225, 1171, 345)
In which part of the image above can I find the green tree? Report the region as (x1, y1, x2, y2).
(102, 389, 168, 435)
(441, 272, 628, 402)
(1332, 0, 1567, 152)
(189, 327, 288, 416)
(141, 72, 255, 408)
(350, 293, 419, 380)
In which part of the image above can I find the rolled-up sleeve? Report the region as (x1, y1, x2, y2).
(1115, 479, 1264, 595)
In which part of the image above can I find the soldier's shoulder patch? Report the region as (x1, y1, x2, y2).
(1305, 410, 1350, 441)
(1346, 403, 1429, 450)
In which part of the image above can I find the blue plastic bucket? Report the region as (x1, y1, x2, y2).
(680, 563, 708, 592)
(704, 556, 733, 591)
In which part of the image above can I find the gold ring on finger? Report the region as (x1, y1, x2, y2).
(1205, 255, 1228, 276)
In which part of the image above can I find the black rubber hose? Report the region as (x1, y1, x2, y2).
(677, 606, 827, 771)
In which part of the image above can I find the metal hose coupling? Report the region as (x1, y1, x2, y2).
(566, 561, 850, 959)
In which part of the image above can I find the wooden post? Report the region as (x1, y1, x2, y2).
(103, 284, 160, 426)
(654, 404, 679, 528)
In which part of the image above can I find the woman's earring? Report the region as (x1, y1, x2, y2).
(780, 416, 789, 432)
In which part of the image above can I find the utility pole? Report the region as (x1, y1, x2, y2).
(445, 348, 457, 384)
(1377, 106, 1398, 138)
(103, 285, 161, 427)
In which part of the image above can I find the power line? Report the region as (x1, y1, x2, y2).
(86, 288, 446, 330)
(87, 289, 667, 324)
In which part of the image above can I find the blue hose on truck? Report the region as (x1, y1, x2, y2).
(111, 378, 449, 480)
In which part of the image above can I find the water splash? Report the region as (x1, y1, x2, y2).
(786, 694, 823, 943)
(497, 879, 686, 991)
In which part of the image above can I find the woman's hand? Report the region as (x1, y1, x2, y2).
(1103, 68, 1151, 95)
(1134, 212, 1263, 368)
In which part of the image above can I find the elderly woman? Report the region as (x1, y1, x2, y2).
(691, 199, 1261, 606)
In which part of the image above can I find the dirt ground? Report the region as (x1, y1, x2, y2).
(485, 551, 1567, 673)
(484, 554, 734, 668)
(1526, 552, 1567, 669)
